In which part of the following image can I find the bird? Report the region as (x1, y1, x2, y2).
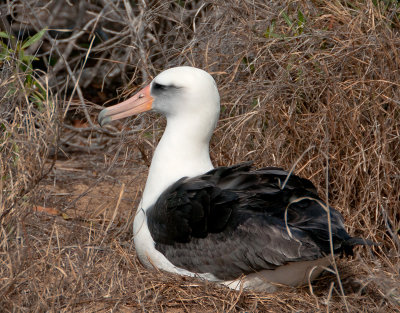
(98, 66, 373, 292)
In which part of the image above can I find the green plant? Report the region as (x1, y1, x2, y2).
(0, 28, 46, 68)
(0, 28, 47, 108)
(264, 10, 307, 38)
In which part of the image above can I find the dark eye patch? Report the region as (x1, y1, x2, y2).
(151, 82, 181, 95)
(152, 82, 168, 91)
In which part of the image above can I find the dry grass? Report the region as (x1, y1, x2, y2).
(1, 0, 399, 312)
(0, 57, 59, 227)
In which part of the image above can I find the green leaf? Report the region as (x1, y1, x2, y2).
(21, 28, 47, 49)
(25, 73, 33, 87)
(30, 93, 45, 111)
(282, 12, 292, 27)
(0, 31, 12, 39)
(298, 10, 305, 24)
(0, 46, 10, 60)
(18, 48, 24, 62)
(22, 54, 39, 64)
(33, 80, 46, 96)
(297, 10, 306, 35)
(264, 20, 277, 38)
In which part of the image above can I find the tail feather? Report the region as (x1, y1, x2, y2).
(340, 237, 379, 256)
(346, 237, 379, 247)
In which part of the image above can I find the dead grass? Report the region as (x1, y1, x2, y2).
(0, 58, 59, 225)
(1, 0, 399, 312)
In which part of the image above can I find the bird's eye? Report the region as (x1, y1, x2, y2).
(152, 83, 167, 91)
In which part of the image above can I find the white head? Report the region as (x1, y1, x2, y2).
(151, 67, 220, 121)
(98, 67, 220, 134)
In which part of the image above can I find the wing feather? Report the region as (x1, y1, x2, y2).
(147, 163, 366, 280)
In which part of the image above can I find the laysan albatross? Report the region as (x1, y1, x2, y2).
(98, 66, 372, 292)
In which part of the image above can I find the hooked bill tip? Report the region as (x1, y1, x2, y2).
(98, 109, 111, 127)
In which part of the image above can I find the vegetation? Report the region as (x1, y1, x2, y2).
(0, 0, 399, 311)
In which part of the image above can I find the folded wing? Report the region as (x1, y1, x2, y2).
(147, 163, 366, 280)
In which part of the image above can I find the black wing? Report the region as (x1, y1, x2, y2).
(147, 163, 363, 280)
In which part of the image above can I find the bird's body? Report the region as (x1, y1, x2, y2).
(99, 66, 372, 291)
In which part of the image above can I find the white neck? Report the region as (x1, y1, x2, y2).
(140, 114, 216, 209)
